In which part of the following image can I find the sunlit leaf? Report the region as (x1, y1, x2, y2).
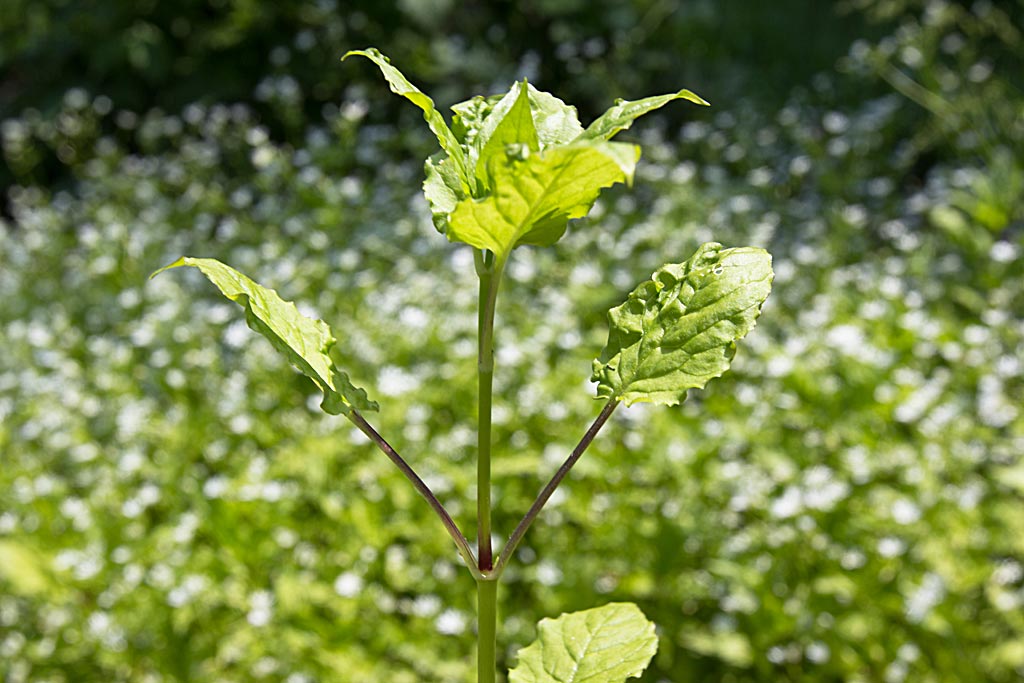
(508, 602, 658, 683)
(448, 141, 639, 257)
(151, 257, 377, 415)
(525, 84, 585, 148)
(451, 93, 504, 148)
(592, 242, 772, 406)
(423, 153, 466, 233)
(579, 89, 709, 142)
(474, 81, 539, 186)
(453, 84, 583, 155)
(343, 48, 470, 185)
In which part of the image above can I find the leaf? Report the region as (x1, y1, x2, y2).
(526, 84, 586, 148)
(677, 628, 753, 668)
(451, 93, 504, 147)
(150, 257, 377, 416)
(592, 242, 773, 406)
(423, 153, 466, 234)
(474, 80, 539, 187)
(995, 463, 1024, 494)
(578, 89, 710, 142)
(0, 540, 53, 596)
(448, 141, 639, 258)
(508, 602, 658, 683)
(454, 84, 583, 156)
(343, 48, 470, 186)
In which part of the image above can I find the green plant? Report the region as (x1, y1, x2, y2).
(150, 48, 772, 682)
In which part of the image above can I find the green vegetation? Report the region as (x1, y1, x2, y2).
(151, 50, 770, 681)
(1, 2, 1022, 682)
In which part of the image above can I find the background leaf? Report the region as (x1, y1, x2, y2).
(0, 540, 55, 596)
(508, 602, 658, 683)
(151, 257, 376, 415)
(592, 242, 772, 406)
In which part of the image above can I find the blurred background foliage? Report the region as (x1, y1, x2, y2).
(1, 1, 1022, 682)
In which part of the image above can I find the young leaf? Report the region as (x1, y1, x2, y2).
(508, 602, 658, 683)
(592, 242, 773, 406)
(525, 85, 585, 148)
(150, 257, 377, 416)
(423, 153, 466, 233)
(578, 89, 710, 142)
(474, 81, 540, 187)
(343, 48, 470, 185)
(448, 141, 639, 258)
(453, 84, 583, 157)
(451, 94, 503, 147)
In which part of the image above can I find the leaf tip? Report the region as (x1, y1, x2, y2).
(148, 257, 188, 280)
(341, 47, 380, 63)
(677, 88, 710, 107)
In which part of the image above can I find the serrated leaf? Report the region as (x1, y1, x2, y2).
(451, 93, 502, 146)
(448, 141, 639, 257)
(509, 602, 658, 683)
(592, 242, 772, 406)
(475, 80, 539, 186)
(150, 257, 377, 416)
(525, 85, 585, 148)
(343, 48, 469, 186)
(578, 89, 709, 142)
(454, 84, 583, 158)
(423, 153, 466, 233)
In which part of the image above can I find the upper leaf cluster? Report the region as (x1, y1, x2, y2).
(344, 48, 707, 262)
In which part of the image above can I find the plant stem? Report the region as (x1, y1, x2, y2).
(475, 249, 504, 683)
(493, 399, 619, 576)
(477, 578, 498, 683)
(348, 409, 483, 580)
(476, 251, 503, 572)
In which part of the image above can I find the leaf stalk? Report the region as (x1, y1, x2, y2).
(348, 409, 483, 580)
(492, 399, 619, 577)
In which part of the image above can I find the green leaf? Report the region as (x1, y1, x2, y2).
(677, 628, 753, 668)
(578, 89, 710, 142)
(343, 48, 469, 186)
(451, 93, 504, 147)
(508, 602, 658, 683)
(448, 141, 639, 257)
(423, 153, 466, 234)
(592, 242, 772, 406)
(0, 540, 54, 596)
(525, 84, 585, 148)
(475, 80, 539, 187)
(150, 257, 377, 416)
(452, 84, 583, 157)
